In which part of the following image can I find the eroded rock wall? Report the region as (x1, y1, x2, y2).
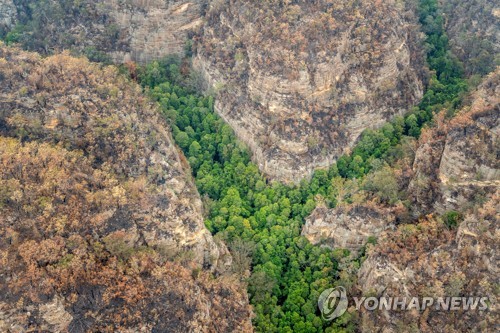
(195, 0, 425, 182)
(302, 204, 396, 255)
(357, 69, 500, 332)
(0, 44, 253, 332)
(3, 0, 206, 63)
(106, 0, 206, 63)
(409, 68, 500, 215)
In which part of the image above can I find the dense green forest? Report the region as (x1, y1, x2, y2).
(138, 60, 358, 333)
(130, 1, 471, 331)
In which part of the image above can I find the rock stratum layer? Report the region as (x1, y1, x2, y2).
(0, 44, 252, 332)
(302, 203, 395, 255)
(195, 0, 425, 182)
(357, 69, 499, 332)
(2, 0, 206, 63)
(441, 0, 499, 75)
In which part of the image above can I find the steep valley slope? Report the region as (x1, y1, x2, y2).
(357, 68, 499, 332)
(1, 0, 498, 183)
(195, 0, 426, 182)
(0, 44, 252, 332)
(0, 0, 428, 182)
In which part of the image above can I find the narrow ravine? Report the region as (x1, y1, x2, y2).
(128, 1, 472, 331)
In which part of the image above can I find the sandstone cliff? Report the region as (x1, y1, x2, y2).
(0, 44, 252, 332)
(195, 0, 425, 182)
(441, 0, 499, 75)
(356, 69, 499, 332)
(409, 68, 499, 215)
(106, 0, 205, 63)
(302, 203, 396, 255)
(2, 0, 206, 63)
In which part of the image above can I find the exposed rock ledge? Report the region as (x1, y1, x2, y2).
(195, 0, 425, 182)
(302, 204, 396, 255)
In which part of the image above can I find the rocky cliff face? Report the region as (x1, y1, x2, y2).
(195, 0, 425, 182)
(0, 44, 252, 332)
(409, 68, 499, 215)
(106, 0, 205, 63)
(3, 0, 206, 63)
(441, 0, 499, 75)
(302, 203, 395, 255)
(0, 0, 15, 35)
(356, 69, 499, 332)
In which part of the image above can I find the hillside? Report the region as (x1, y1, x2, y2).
(0, 0, 205, 63)
(194, 0, 426, 182)
(1, 0, 497, 180)
(440, 0, 499, 75)
(0, 44, 252, 332)
(356, 68, 499, 332)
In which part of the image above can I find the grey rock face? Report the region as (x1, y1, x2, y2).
(0, 0, 16, 33)
(302, 204, 395, 255)
(195, 0, 425, 182)
(409, 69, 500, 215)
(106, 0, 206, 63)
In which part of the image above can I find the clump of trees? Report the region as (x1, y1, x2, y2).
(140, 58, 359, 332)
(135, 0, 473, 330)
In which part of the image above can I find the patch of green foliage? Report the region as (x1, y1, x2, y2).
(134, 1, 468, 331)
(336, 0, 469, 179)
(141, 64, 357, 332)
(442, 211, 463, 229)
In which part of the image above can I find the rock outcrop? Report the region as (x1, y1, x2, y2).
(3, 0, 206, 63)
(195, 0, 425, 182)
(357, 69, 499, 332)
(106, 0, 206, 63)
(302, 204, 395, 255)
(441, 0, 499, 75)
(409, 68, 499, 215)
(0, 44, 252, 332)
(357, 199, 498, 332)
